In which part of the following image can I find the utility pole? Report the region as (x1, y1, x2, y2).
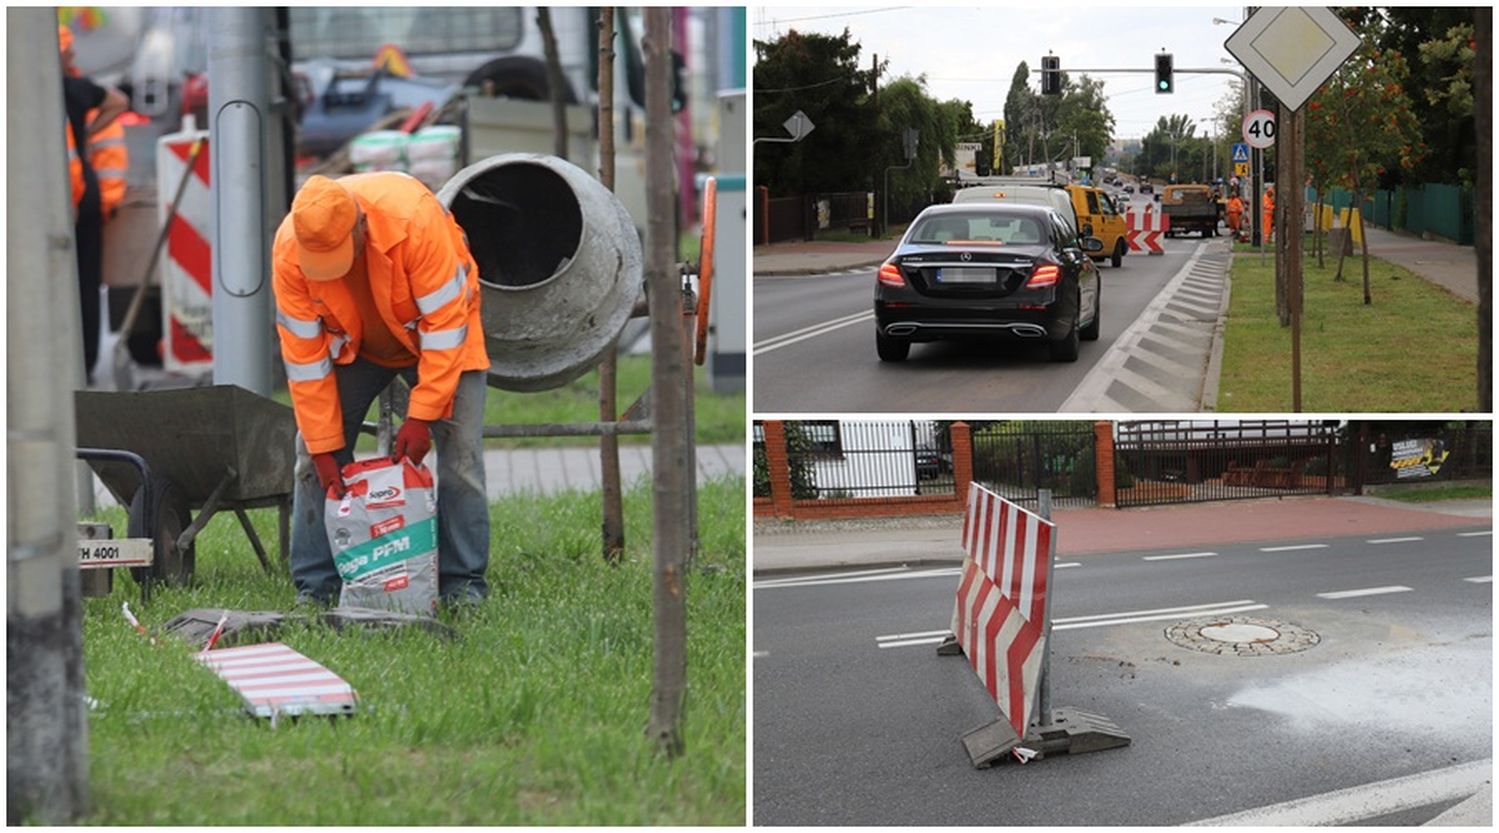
(207, 8, 275, 395)
(8, 7, 89, 823)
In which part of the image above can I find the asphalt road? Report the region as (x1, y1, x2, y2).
(753, 526, 1493, 825)
(752, 234, 1204, 412)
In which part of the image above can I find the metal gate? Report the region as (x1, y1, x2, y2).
(970, 421, 1097, 509)
(1114, 421, 1343, 508)
(781, 420, 954, 504)
(1355, 421, 1492, 487)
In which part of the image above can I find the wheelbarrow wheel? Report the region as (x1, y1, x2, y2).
(127, 474, 195, 587)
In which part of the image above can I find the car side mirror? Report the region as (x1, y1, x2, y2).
(1082, 222, 1095, 237)
(1081, 236, 1104, 253)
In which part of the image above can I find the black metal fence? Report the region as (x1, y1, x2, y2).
(1356, 421, 1492, 486)
(761, 195, 810, 244)
(970, 421, 1097, 509)
(752, 422, 770, 498)
(780, 420, 954, 503)
(1113, 421, 1345, 508)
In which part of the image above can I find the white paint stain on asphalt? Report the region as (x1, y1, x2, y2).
(1315, 585, 1413, 600)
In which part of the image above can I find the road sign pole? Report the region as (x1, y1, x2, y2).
(1287, 106, 1304, 412)
(1037, 489, 1055, 728)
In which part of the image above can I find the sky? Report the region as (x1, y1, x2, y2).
(752, 5, 1252, 143)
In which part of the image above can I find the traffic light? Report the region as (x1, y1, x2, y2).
(1155, 52, 1174, 94)
(1041, 55, 1061, 96)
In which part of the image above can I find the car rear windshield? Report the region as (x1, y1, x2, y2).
(909, 213, 1047, 245)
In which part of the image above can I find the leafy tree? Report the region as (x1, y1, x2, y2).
(752, 28, 880, 196)
(1305, 13, 1426, 303)
(1002, 61, 1034, 173)
(1053, 75, 1115, 164)
(876, 76, 968, 219)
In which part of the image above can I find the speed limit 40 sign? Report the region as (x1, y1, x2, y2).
(1242, 109, 1276, 149)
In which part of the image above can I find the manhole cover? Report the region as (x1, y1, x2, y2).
(1166, 615, 1319, 656)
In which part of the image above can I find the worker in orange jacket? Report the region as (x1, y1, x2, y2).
(273, 173, 492, 605)
(1262, 185, 1276, 244)
(85, 108, 128, 217)
(1226, 193, 1244, 238)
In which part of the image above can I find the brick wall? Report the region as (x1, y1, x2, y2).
(1095, 421, 1116, 508)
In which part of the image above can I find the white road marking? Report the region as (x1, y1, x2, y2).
(1457, 530, 1493, 537)
(1367, 536, 1423, 544)
(1462, 576, 1492, 583)
(752, 651, 768, 658)
(752, 567, 962, 591)
(1259, 543, 1329, 552)
(753, 566, 909, 588)
(1316, 585, 1413, 600)
(1051, 603, 1267, 631)
(1142, 551, 1218, 561)
(1054, 562, 1080, 569)
(1052, 599, 1259, 625)
(1183, 757, 1492, 827)
(876, 629, 951, 642)
(753, 310, 875, 355)
(877, 636, 948, 649)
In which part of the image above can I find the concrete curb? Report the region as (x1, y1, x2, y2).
(754, 257, 887, 278)
(1423, 786, 1492, 826)
(752, 557, 962, 578)
(1200, 240, 1234, 411)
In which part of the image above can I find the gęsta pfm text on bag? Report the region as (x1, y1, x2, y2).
(326, 458, 438, 614)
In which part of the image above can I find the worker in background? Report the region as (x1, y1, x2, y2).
(59, 24, 129, 384)
(272, 173, 492, 606)
(1262, 185, 1276, 245)
(1226, 191, 1244, 239)
(61, 33, 130, 219)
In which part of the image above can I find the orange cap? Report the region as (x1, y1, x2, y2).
(58, 24, 73, 53)
(292, 176, 358, 281)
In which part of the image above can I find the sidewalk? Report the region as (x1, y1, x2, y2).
(753, 237, 896, 277)
(89, 443, 745, 508)
(1359, 225, 1477, 303)
(752, 495, 1491, 573)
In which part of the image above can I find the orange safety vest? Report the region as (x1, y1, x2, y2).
(86, 108, 128, 216)
(271, 172, 489, 454)
(66, 121, 85, 210)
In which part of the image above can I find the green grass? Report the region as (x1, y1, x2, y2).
(1217, 250, 1478, 411)
(1371, 482, 1491, 503)
(79, 477, 745, 825)
(271, 355, 744, 449)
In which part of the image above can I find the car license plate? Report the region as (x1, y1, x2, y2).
(937, 267, 995, 284)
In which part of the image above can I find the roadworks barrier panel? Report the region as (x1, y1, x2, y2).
(938, 483, 1130, 767)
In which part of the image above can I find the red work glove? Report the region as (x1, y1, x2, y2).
(392, 418, 432, 465)
(311, 452, 345, 498)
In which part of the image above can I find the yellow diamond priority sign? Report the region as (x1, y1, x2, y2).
(1224, 7, 1362, 112)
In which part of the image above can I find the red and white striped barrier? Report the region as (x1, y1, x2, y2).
(156, 127, 213, 374)
(1125, 205, 1168, 255)
(949, 483, 1056, 742)
(194, 642, 358, 718)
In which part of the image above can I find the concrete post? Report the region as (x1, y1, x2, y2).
(208, 7, 274, 395)
(7, 7, 88, 822)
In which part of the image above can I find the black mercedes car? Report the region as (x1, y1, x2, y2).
(874, 203, 1102, 363)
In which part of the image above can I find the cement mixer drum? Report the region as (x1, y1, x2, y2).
(436, 153, 643, 392)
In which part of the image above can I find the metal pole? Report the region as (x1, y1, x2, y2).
(597, 8, 626, 563)
(643, 8, 688, 758)
(1287, 106, 1304, 412)
(208, 7, 274, 395)
(8, 8, 88, 822)
(1036, 489, 1056, 729)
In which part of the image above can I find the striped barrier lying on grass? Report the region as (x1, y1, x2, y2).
(194, 642, 357, 719)
(941, 484, 1130, 767)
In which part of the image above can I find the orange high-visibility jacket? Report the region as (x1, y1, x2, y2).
(271, 172, 489, 454)
(66, 121, 84, 210)
(86, 108, 128, 216)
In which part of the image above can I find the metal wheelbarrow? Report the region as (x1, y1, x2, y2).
(75, 385, 297, 597)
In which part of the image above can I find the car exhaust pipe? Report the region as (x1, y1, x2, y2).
(885, 324, 917, 337)
(1008, 324, 1048, 338)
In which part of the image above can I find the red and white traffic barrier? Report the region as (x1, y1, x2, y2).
(949, 483, 1056, 741)
(155, 125, 213, 374)
(1125, 205, 1168, 255)
(195, 642, 358, 719)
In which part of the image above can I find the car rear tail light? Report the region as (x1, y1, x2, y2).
(877, 262, 906, 288)
(1025, 264, 1061, 289)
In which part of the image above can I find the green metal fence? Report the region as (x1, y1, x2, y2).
(1321, 183, 1474, 244)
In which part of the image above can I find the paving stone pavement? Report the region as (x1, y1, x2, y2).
(1060, 239, 1233, 412)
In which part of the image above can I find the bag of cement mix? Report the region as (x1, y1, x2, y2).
(326, 458, 438, 614)
(349, 130, 409, 170)
(405, 125, 461, 161)
(408, 156, 458, 192)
